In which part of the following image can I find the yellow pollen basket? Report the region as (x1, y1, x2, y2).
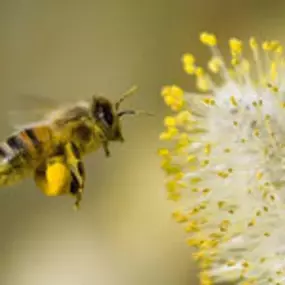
(45, 162, 71, 196)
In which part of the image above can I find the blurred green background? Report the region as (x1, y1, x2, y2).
(0, 0, 284, 284)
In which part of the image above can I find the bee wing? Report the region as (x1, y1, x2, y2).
(8, 93, 62, 130)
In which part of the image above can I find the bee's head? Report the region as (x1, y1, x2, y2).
(91, 86, 153, 142)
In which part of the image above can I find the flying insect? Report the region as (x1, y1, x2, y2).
(0, 86, 150, 209)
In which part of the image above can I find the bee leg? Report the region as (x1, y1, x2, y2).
(102, 140, 110, 157)
(34, 156, 71, 197)
(64, 142, 85, 210)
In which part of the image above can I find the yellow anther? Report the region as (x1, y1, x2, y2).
(231, 58, 240, 66)
(270, 40, 280, 50)
(190, 176, 202, 184)
(177, 133, 190, 147)
(182, 53, 196, 74)
(262, 41, 272, 51)
(186, 238, 200, 247)
(164, 95, 184, 111)
(259, 257, 266, 263)
(219, 220, 230, 232)
(200, 32, 217, 46)
(201, 159, 209, 167)
(160, 160, 174, 172)
(218, 201, 225, 208)
(202, 97, 215, 105)
(256, 171, 263, 180)
(230, 95, 238, 107)
(249, 37, 258, 50)
(229, 38, 243, 55)
(217, 171, 229, 179)
(208, 56, 223, 73)
(184, 64, 196, 75)
(187, 155, 197, 163)
(227, 260, 236, 267)
(182, 53, 195, 65)
(199, 271, 213, 285)
(159, 131, 171, 141)
(176, 110, 191, 125)
(168, 127, 178, 137)
(196, 76, 210, 92)
(164, 116, 176, 127)
(248, 219, 256, 227)
(161, 85, 184, 98)
(242, 261, 249, 268)
(253, 128, 260, 137)
(172, 210, 188, 223)
(276, 45, 283, 54)
(174, 171, 184, 180)
(157, 148, 170, 157)
(263, 206, 269, 212)
(204, 144, 211, 155)
(195, 66, 205, 77)
(166, 180, 177, 192)
(185, 221, 200, 232)
(167, 192, 181, 201)
(202, 188, 211, 194)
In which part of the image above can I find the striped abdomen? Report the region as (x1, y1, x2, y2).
(0, 126, 54, 186)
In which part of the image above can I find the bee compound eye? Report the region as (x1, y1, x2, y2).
(97, 103, 114, 126)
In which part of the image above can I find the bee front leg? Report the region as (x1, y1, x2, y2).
(64, 142, 85, 210)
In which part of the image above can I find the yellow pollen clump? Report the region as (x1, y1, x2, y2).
(45, 162, 70, 196)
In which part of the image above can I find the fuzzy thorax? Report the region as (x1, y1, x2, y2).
(159, 32, 285, 285)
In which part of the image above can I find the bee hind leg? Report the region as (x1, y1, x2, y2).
(64, 142, 86, 210)
(34, 156, 71, 197)
(102, 140, 111, 157)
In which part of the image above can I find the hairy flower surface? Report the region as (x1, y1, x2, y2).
(159, 32, 285, 285)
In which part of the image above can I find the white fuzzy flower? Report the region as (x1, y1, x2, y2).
(159, 32, 285, 285)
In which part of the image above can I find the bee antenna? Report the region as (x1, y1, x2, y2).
(117, 110, 154, 117)
(115, 85, 138, 110)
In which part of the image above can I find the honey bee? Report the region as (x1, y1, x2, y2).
(0, 86, 150, 209)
